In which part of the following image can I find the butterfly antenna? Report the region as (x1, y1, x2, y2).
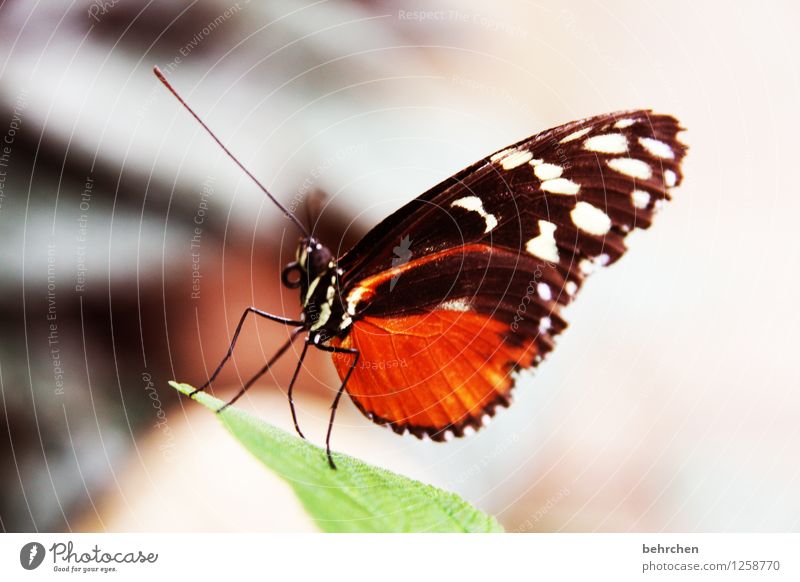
(304, 188, 327, 236)
(153, 66, 309, 237)
(304, 195, 314, 236)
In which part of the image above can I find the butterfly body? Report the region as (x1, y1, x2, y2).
(285, 238, 351, 344)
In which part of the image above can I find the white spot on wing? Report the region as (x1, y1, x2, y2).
(664, 169, 677, 187)
(439, 298, 471, 312)
(614, 118, 635, 129)
(541, 178, 580, 195)
(346, 287, 368, 316)
(503, 150, 533, 169)
(490, 148, 513, 162)
(537, 282, 552, 301)
(565, 281, 578, 296)
(560, 127, 591, 143)
(607, 157, 652, 180)
(490, 147, 533, 170)
(639, 136, 674, 159)
(583, 133, 628, 154)
(532, 162, 563, 180)
(570, 201, 612, 235)
(450, 196, 498, 233)
(632, 189, 651, 209)
(540, 316, 552, 331)
(526, 220, 559, 262)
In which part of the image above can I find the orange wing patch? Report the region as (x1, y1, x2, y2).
(329, 310, 537, 440)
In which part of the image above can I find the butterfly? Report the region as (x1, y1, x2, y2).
(155, 67, 686, 468)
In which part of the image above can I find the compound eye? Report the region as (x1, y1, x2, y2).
(281, 262, 302, 289)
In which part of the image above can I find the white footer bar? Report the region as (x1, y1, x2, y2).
(1, 533, 797, 580)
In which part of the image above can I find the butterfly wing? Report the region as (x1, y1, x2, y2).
(330, 110, 686, 439)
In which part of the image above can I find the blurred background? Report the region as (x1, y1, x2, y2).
(1, 0, 798, 532)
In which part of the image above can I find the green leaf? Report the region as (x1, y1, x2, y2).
(169, 381, 503, 533)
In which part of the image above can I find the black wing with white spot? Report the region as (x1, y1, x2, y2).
(335, 110, 686, 361)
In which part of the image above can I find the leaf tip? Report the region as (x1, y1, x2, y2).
(168, 380, 194, 395)
(168, 380, 222, 411)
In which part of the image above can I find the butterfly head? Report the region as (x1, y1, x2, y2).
(281, 238, 329, 288)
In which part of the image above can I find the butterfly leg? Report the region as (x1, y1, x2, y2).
(215, 327, 304, 413)
(285, 339, 311, 439)
(314, 343, 360, 469)
(193, 307, 303, 396)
